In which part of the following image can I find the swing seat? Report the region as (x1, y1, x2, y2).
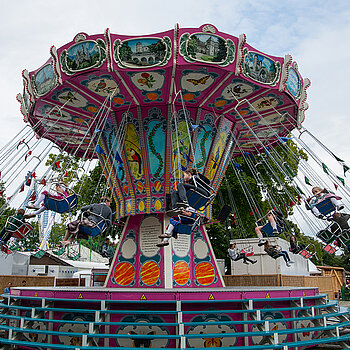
(174, 214, 199, 235)
(315, 198, 337, 217)
(217, 205, 232, 223)
(261, 223, 283, 236)
(269, 250, 281, 259)
(242, 246, 254, 257)
(43, 194, 79, 214)
(78, 210, 111, 238)
(1, 244, 11, 255)
(186, 189, 212, 210)
(324, 244, 337, 255)
(299, 243, 315, 259)
(316, 229, 336, 244)
(176, 221, 198, 235)
(79, 219, 108, 237)
(5, 216, 33, 240)
(338, 229, 350, 248)
(186, 175, 214, 210)
(300, 250, 312, 259)
(176, 223, 194, 235)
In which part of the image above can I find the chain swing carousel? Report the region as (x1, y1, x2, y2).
(1, 24, 350, 349)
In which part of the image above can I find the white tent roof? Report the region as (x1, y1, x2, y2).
(308, 259, 322, 274)
(62, 259, 109, 269)
(46, 243, 109, 264)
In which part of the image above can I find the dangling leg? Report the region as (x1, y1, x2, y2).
(157, 224, 175, 247)
(330, 197, 344, 211)
(33, 193, 46, 207)
(27, 193, 46, 210)
(61, 220, 80, 246)
(245, 255, 257, 264)
(280, 250, 294, 267)
(311, 206, 323, 218)
(255, 226, 266, 245)
(170, 191, 179, 210)
(176, 183, 190, 208)
(33, 205, 47, 215)
(267, 213, 278, 233)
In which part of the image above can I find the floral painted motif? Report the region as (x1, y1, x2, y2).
(186, 314, 237, 348)
(137, 72, 155, 88)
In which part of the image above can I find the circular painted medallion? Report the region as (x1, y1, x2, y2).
(140, 261, 160, 286)
(173, 261, 190, 285)
(114, 262, 135, 286)
(195, 262, 215, 286)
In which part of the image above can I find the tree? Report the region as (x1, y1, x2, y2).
(213, 37, 227, 62)
(45, 153, 80, 183)
(207, 140, 308, 258)
(187, 37, 198, 59)
(19, 222, 40, 251)
(119, 42, 133, 61)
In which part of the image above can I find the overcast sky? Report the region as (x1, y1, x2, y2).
(0, 0, 349, 171)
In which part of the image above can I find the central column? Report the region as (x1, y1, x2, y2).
(105, 213, 224, 288)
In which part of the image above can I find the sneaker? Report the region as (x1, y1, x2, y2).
(24, 213, 36, 219)
(288, 260, 295, 264)
(337, 205, 344, 211)
(26, 204, 39, 210)
(286, 262, 291, 267)
(251, 260, 257, 264)
(159, 233, 172, 239)
(156, 241, 169, 248)
(258, 239, 266, 246)
(317, 214, 324, 219)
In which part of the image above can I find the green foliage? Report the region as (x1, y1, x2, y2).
(213, 141, 307, 237)
(187, 37, 198, 58)
(45, 152, 81, 183)
(119, 42, 133, 61)
(49, 222, 67, 247)
(73, 164, 109, 206)
(213, 38, 227, 62)
(18, 221, 40, 251)
(208, 140, 310, 257)
(0, 183, 15, 230)
(148, 41, 165, 54)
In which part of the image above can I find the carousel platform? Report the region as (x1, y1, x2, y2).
(0, 286, 350, 349)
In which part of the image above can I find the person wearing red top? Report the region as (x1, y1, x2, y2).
(27, 183, 68, 215)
